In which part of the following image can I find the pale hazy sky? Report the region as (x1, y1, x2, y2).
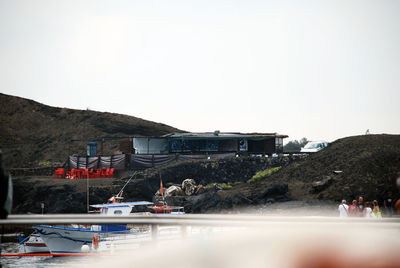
(1, 0, 399, 142)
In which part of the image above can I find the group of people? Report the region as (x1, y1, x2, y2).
(338, 193, 399, 218)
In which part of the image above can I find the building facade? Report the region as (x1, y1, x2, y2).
(133, 132, 288, 155)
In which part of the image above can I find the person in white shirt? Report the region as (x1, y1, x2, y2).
(363, 201, 373, 218)
(338, 199, 349, 217)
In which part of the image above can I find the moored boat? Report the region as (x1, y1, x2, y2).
(33, 201, 153, 253)
(148, 176, 185, 215)
(147, 201, 185, 215)
(33, 225, 100, 253)
(33, 174, 185, 253)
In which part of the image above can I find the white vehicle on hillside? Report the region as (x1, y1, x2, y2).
(300, 141, 328, 153)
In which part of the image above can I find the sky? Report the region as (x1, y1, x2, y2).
(1, 0, 399, 143)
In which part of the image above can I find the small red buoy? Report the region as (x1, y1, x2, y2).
(92, 235, 99, 250)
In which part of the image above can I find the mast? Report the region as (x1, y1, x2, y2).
(108, 171, 137, 203)
(159, 172, 166, 208)
(86, 169, 89, 213)
(117, 171, 137, 197)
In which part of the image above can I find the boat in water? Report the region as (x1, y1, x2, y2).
(148, 200, 185, 214)
(33, 174, 184, 253)
(33, 201, 153, 253)
(148, 175, 185, 215)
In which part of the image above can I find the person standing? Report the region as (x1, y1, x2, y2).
(357, 196, 364, 217)
(363, 201, 373, 218)
(395, 197, 400, 216)
(338, 200, 349, 217)
(384, 192, 394, 217)
(372, 200, 382, 219)
(348, 200, 359, 217)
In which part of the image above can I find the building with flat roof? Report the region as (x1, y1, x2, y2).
(133, 131, 288, 155)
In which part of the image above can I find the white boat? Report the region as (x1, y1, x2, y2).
(18, 232, 50, 254)
(33, 201, 153, 253)
(34, 175, 185, 253)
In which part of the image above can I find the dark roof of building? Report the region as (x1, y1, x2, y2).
(162, 132, 288, 139)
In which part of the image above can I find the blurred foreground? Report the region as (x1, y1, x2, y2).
(1, 214, 400, 268)
(83, 220, 399, 268)
(29, 216, 400, 268)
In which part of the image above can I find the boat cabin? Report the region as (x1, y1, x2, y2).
(90, 201, 154, 232)
(91, 201, 154, 216)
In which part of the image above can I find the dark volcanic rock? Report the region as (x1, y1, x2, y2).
(186, 189, 221, 213)
(140, 156, 295, 188)
(229, 194, 254, 206)
(238, 134, 400, 204)
(249, 183, 290, 204)
(311, 176, 333, 193)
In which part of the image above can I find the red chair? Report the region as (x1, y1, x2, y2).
(70, 169, 77, 180)
(94, 169, 102, 178)
(98, 169, 105, 178)
(81, 169, 88, 178)
(74, 169, 81, 179)
(103, 169, 110, 178)
(107, 168, 115, 178)
(54, 168, 65, 179)
(75, 169, 86, 179)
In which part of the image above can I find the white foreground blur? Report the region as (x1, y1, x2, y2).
(75, 216, 400, 268)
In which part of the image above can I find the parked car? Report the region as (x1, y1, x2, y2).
(300, 141, 329, 153)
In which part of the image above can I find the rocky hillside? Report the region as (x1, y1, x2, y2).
(0, 93, 181, 168)
(229, 134, 400, 203)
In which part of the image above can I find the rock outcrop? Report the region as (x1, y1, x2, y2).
(311, 176, 333, 193)
(182, 179, 197, 196)
(165, 185, 184, 197)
